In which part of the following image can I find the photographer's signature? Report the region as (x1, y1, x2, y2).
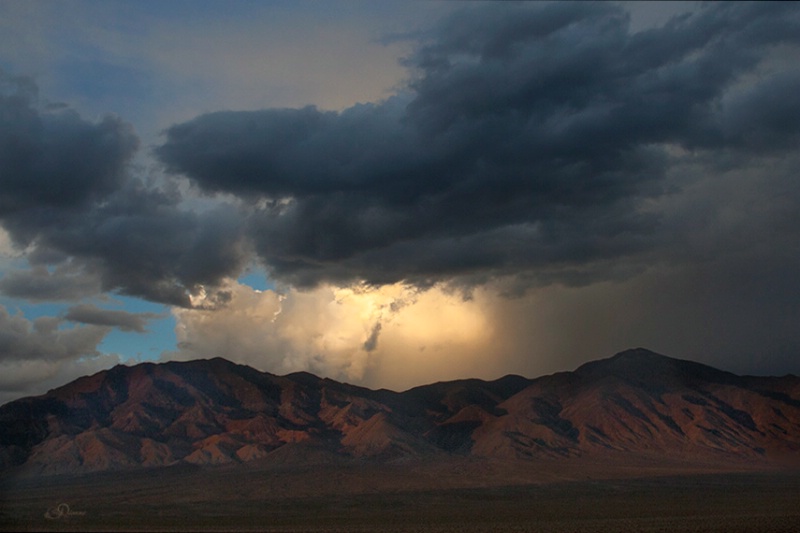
(44, 503, 86, 520)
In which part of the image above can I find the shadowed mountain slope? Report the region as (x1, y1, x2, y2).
(1, 349, 799, 476)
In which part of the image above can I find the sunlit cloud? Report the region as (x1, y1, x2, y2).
(166, 280, 495, 389)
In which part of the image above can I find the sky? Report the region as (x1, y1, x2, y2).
(1, 1, 799, 404)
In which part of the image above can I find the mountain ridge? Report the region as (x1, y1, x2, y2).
(1, 348, 799, 477)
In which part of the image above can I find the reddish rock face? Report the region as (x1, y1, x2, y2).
(1, 349, 799, 476)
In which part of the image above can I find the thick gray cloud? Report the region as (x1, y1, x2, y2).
(157, 2, 800, 289)
(63, 303, 162, 333)
(7, 182, 248, 306)
(0, 71, 250, 307)
(5, 3, 796, 307)
(0, 71, 138, 214)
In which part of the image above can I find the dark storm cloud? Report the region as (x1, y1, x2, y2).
(719, 71, 800, 152)
(157, 2, 800, 288)
(0, 71, 250, 307)
(63, 303, 161, 333)
(1, 179, 249, 306)
(2, 2, 799, 310)
(0, 71, 138, 214)
(28, 182, 246, 306)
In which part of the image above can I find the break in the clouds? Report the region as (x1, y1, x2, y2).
(158, 2, 800, 289)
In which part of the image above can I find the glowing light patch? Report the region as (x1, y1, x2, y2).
(167, 280, 495, 388)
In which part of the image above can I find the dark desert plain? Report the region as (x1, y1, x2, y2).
(4, 461, 800, 532)
(3, 1, 800, 531)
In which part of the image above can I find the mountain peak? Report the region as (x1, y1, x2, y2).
(613, 347, 664, 359)
(574, 348, 735, 389)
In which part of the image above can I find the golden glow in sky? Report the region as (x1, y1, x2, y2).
(171, 280, 495, 390)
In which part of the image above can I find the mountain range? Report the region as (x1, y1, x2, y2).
(1, 348, 799, 477)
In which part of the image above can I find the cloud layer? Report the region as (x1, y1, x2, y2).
(4, 3, 798, 304)
(0, 71, 249, 307)
(157, 2, 800, 290)
(1, 3, 799, 402)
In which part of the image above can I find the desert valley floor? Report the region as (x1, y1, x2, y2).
(2, 457, 800, 532)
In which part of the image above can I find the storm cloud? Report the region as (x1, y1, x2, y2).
(157, 2, 800, 289)
(0, 70, 249, 307)
(0, 72, 137, 214)
(4, 3, 799, 306)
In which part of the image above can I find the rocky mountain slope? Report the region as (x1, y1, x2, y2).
(1, 348, 799, 476)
